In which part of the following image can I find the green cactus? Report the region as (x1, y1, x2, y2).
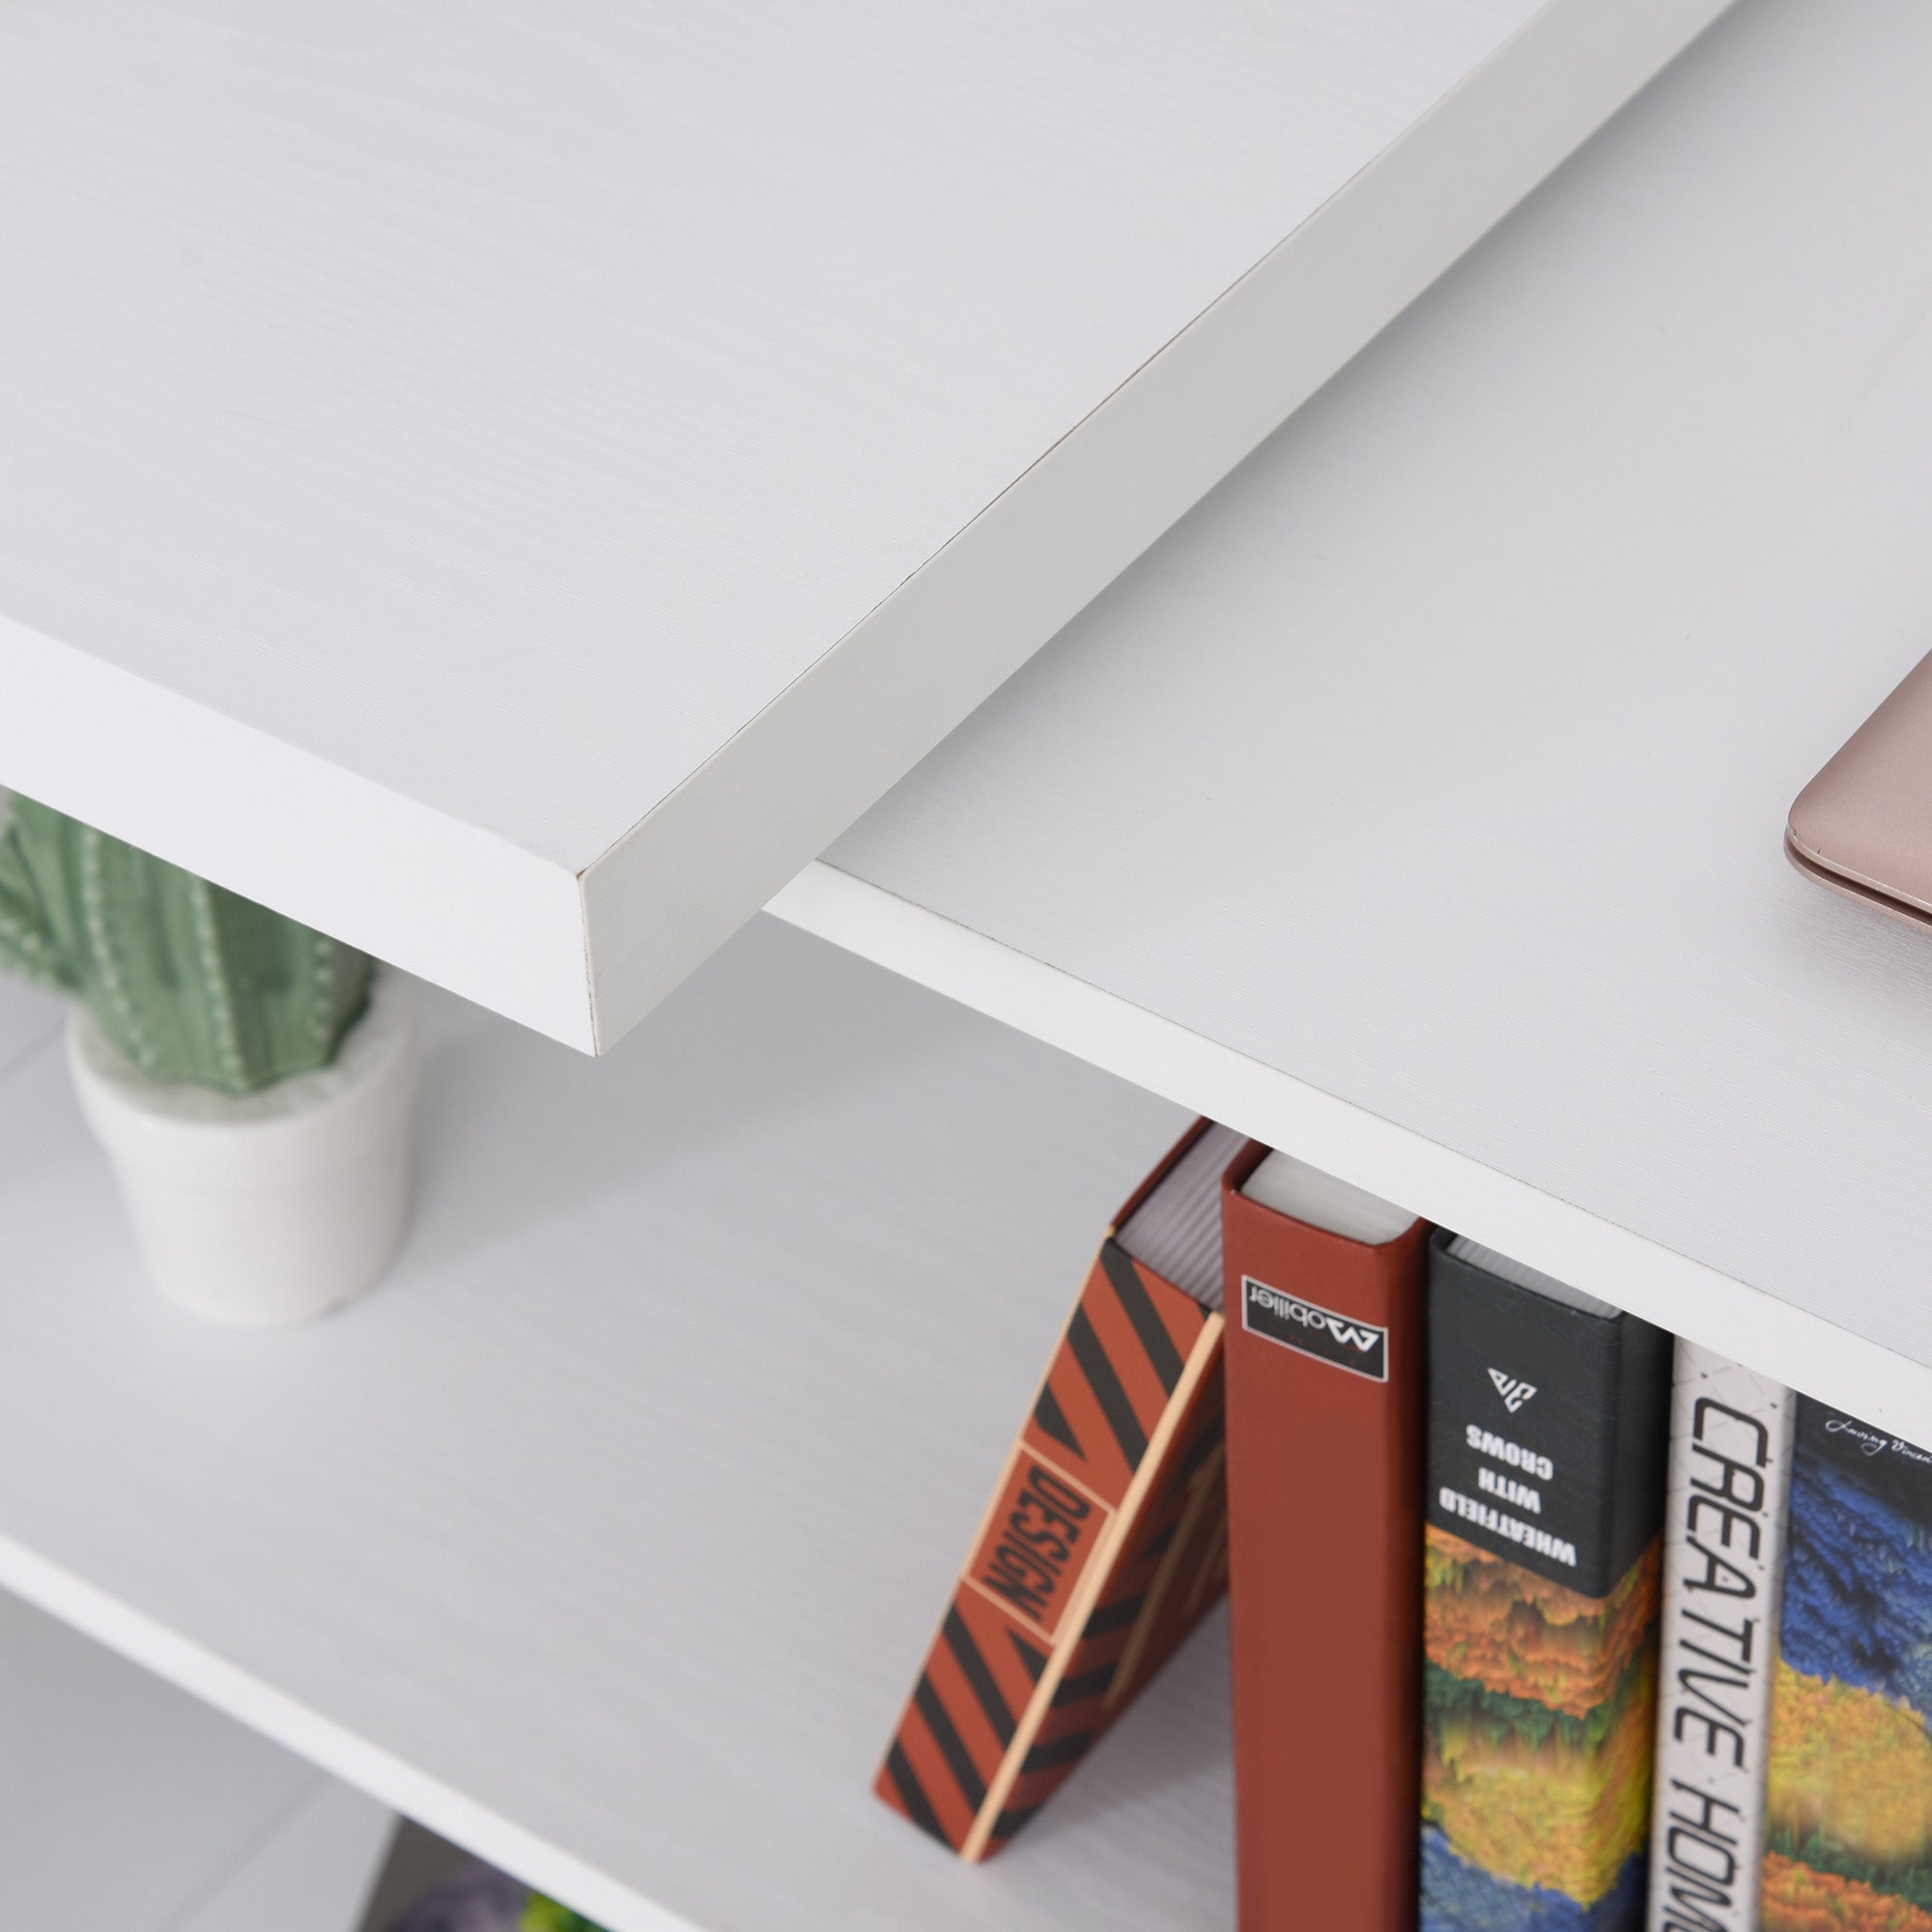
(0, 794, 372, 1094)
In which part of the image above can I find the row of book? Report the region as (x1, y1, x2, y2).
(876, 1118, 1932, 1932)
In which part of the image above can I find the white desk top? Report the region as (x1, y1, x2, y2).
(779, 0, 1932, 1437)
(0, 0, 1723, 1049)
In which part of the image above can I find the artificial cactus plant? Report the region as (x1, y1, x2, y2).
(0, 794, 371, 1095)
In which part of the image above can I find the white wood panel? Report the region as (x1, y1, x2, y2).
(180, 1782, 396, 1932)
(0, 0, 1729, 1049)
(0, 919, 1224, 1932)
(783, 0, 1932, 1433)
(0, 1582, 384, 1932)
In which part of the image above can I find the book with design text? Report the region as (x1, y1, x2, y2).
(874, 1119, 1240, 1860)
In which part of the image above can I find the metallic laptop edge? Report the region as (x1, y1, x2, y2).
(1787, 647, 1932, 931)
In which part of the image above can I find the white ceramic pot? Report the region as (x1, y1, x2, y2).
(68, 968, 419, 1326)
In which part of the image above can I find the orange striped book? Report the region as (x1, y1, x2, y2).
(875, 1119, 1240, 1860)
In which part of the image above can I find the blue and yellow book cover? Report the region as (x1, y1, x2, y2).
(1761, 1399, 1932, 1932)
(1421, 1234, 1671, 1932)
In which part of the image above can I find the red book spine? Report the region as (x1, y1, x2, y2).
(1221, 1142, 1430, 1932)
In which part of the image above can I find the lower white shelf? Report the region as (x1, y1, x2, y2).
(0, 918, 1224, 1932)
(0, 1579, 391, 1931)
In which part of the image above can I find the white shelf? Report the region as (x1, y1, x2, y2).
(0, 0, 1727, 1052)
(180, 1783, 395, 1932)
(0, 920, 1227, 1932)
(774, 0, 1932, 1443)
(0, 1581, 391, 1932)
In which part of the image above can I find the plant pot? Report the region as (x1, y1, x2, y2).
(68, 968, 419, 1325)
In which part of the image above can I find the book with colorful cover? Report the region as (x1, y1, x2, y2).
(1761, 1396, 1932, 1932)
(874, 1119, 1239, 1860)
(1421, 1234, 1671, 1932)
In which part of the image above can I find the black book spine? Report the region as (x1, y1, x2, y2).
(1425, 1236, 1670, 1593)
(1421, 1231, 1672, 1932)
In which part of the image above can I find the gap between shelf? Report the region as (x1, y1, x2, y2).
(767, 861, 1932, 1442)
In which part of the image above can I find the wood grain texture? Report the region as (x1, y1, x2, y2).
(0, 0, 1725, 1047)
(792, 0, 1932, 1428)
(0, 919, 1211, 1932)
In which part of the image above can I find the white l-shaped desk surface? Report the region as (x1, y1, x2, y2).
(0, 0, 1726, 1050)
(778, 0, 1932, 1438)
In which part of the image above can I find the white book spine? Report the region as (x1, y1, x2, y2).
(1646, 1341, 1796, 1932)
